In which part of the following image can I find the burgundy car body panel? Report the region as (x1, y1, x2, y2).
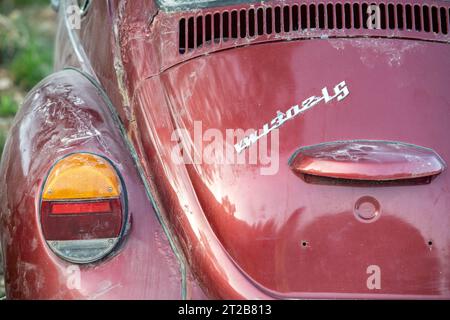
(1, 0, 449, 299)
(140, 38, 450, 298)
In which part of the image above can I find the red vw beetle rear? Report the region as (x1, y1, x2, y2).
(0, 0, 449, 299)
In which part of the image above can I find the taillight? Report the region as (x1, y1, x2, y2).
(40, 153, 127, 264)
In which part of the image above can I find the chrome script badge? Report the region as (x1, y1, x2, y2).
(235, 81, 350, 153)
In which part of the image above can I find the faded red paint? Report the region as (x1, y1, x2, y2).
(0, 0, 449, 299)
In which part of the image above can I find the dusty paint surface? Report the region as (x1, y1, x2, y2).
(1, 0, 450, 299)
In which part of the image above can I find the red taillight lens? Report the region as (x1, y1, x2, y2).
(41, 199, 122, 241)
(40, 154, 127, 264)
(50, 201, 113, 215)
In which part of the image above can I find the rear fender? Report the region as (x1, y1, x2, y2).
(0, 69, 186, 299)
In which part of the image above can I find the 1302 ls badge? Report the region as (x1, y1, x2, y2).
(235, 81, 350, 153)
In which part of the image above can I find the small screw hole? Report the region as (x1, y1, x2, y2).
(428, 241, 433, 246)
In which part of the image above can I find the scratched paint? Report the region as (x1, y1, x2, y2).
(1, 0, 450, 300)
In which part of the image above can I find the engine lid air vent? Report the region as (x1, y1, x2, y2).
(178, 1, 450, 54)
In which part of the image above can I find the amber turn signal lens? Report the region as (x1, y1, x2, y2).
(40, 153, 126, 264)
(42, 153, 121, 200)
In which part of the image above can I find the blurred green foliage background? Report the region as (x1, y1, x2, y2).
(0, 0, 56, 297)
(0, 0, 55, 155)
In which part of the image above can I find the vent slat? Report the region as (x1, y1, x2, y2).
(440, 7, 447, 34)
(274, 6, 281, 33)
(267, 7, 273, 34)
(327, 3, 334, 29)
(283, 5, 290, 33)
(432, 6, 439, 33)
(354, 3, 361, 29)
(179, 2, 450, 54)
(397, 4, 404, 30)
(344, 3, 351, 29)
(292, 5, 299, 31)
